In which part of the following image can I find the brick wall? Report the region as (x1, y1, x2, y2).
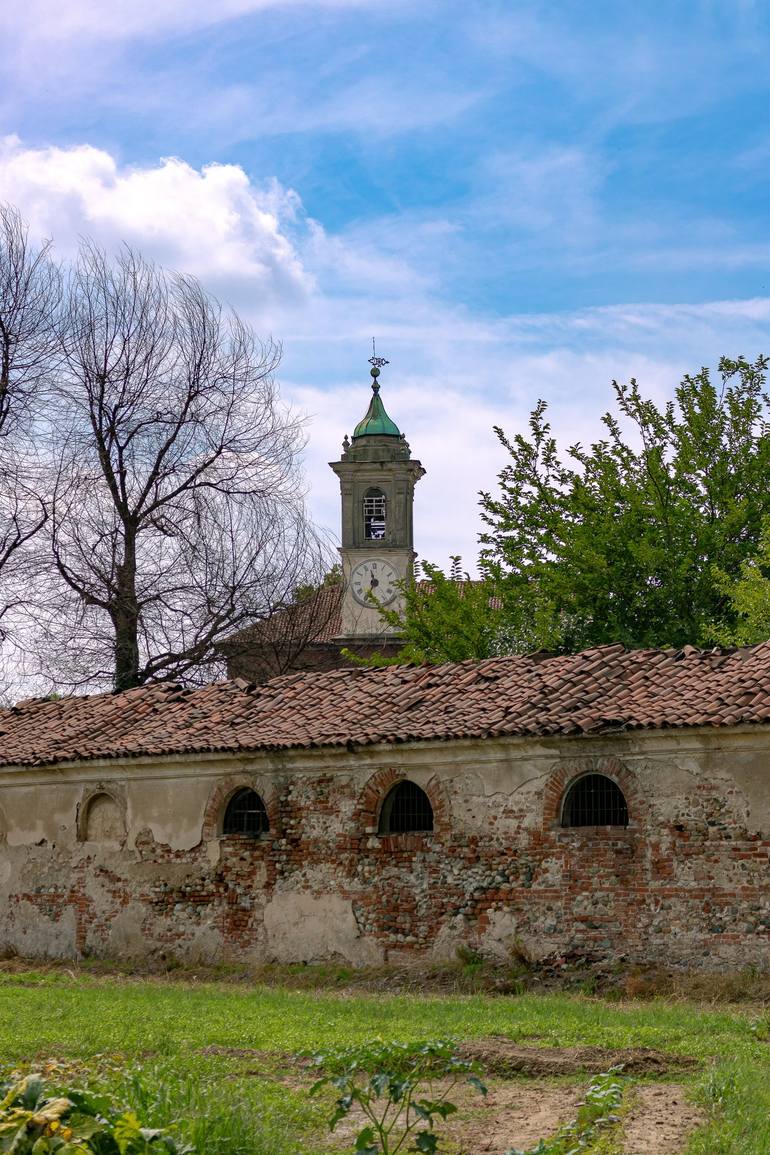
(3, 729, 770, 969)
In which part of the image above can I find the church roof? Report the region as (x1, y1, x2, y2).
(222, 584, 344, 650)
(352, 369, 401, 438)
(4, 640, 770, 768)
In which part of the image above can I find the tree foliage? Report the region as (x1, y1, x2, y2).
(711, 519, 770, 647)
(376, 356, 770, 666)
(367, 559, 504, 665)
(479, 355, 770, 652)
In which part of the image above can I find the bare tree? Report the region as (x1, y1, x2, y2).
(0, 205, 60, 638)
(33, 243, 328, 691)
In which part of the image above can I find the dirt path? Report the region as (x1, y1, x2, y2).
(330, 1079, 584, 1155)
(621, 1084, 704, 1155)
(446, 1081, 582, 1154)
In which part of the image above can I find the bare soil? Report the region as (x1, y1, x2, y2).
(200, 1038, 703, 1154)
(457, 1037, 698, 1076)
(329, 1078, 584, 1155)
(199, 1037, 698, 1078)
(329, 1077, 705, 1154)
(621, 1083, 705, 1154)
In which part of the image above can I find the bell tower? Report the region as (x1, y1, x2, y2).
(330, 355, 425, 640)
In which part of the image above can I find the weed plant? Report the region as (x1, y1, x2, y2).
(687, 1059, 770, 1154)
(310, 1039, 486, 1153)
(111, 1063, 306, 1155)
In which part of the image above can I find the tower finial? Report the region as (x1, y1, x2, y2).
(368, 339, 389, 389)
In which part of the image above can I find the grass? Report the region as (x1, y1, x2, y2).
(1, 965, 770, 1152)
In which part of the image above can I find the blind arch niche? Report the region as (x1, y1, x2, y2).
(81, 792, 126, 844)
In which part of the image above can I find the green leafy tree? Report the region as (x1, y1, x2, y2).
(352, 555, 567, 667)
(711, 519, 770, 646)
(372, 559, 503, 665)
(479, 355, 770, 651)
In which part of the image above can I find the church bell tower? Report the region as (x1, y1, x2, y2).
(330, 355, 425, 640)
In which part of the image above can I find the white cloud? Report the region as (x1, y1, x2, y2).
(478, 146, 605, 242)
(0, 137, 311, 311)
(0, 0, 487, 147)
(1, 136, 769, 570)
(0, 0, 379, 44)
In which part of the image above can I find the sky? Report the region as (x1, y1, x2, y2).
(3, 0, 770, 567)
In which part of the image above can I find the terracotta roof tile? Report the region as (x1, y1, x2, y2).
(4, 640, 770, 768)
(220, 585, 344, 648)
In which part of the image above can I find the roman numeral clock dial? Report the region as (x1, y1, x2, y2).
(350, 559, 399, 606)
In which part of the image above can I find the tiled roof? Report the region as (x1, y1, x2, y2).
(4, 641, 770, 768)
(220, 584, 344, 649)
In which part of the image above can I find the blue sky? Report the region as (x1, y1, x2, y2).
(3, 0, 770, 564)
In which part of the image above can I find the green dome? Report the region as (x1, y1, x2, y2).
(352, 369, 401, 439)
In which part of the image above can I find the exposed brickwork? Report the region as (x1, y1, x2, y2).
(4, 733, 770, 970)
(541, 758, 643, 829)
(201, 775, 282, 841)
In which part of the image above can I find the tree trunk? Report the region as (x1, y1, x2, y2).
(112, 532, 140, 691)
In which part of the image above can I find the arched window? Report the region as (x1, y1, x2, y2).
(562, 774, 629, 828)
(379, 781, 433, 834)
(223, 788, 269, 836)
(364, 488, 387, 540)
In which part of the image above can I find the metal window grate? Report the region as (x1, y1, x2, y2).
(364, 490, 387, 540)
(562, 774, 629, 827)
(379, 780, 434, 834)
(223, 788, 269, 835)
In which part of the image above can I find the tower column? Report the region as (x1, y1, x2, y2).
(329, 358, 425, 642)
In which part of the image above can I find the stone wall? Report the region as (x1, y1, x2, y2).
(2, 726, 770, 969)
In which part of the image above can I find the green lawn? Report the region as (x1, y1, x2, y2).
(1, 967, 769, 1153)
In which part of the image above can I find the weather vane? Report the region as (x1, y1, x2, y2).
(369, 337, 389, 372)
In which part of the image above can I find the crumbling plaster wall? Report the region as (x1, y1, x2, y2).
(1, 726, 770, 969)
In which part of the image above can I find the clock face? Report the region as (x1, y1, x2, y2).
(350, 559, 399, 606)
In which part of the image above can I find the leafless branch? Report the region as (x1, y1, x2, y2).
(25, 243, 330, 691)
(0, 204, 60, 657)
